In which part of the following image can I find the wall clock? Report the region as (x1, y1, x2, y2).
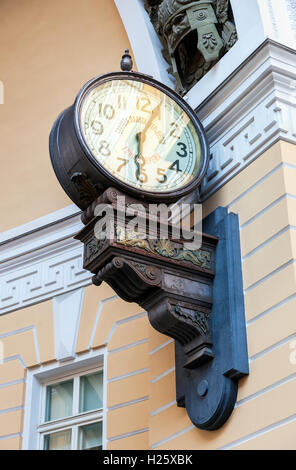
(50, 70, 209, 209)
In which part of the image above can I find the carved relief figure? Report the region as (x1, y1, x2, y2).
(144, 0, 238, 94)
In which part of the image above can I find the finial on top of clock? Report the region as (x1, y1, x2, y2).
(120, 49, 133, 72)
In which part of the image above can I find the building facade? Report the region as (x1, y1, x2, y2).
(0, 0, 296, 450)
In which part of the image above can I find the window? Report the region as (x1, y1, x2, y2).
(38, 369, 103, 450)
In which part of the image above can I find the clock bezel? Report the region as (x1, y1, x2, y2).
(74, 71, 209, 202)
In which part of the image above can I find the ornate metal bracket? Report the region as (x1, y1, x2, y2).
(75, 189, 248, 430)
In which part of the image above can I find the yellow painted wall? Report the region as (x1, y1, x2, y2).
(0, 0, 131, 232)
(149, 140, 296, 450)
(0, 140, 295, 450)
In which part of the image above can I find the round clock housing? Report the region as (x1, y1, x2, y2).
(50, 71, 209, 209)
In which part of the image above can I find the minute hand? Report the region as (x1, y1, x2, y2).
(139, 101, 162, 156)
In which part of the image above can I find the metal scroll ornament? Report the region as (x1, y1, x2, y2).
(144, 0, 238, 94)
(116, 228, 212, 269)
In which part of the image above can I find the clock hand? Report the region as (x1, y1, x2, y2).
(135, 132, 148, 185)
(140, 101, 162, 150)
(134, 132, 141, 182)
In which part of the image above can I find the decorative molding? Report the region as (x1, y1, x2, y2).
(174, 304, 210, 337)
(198, 40, 296, 198)
(0, 209, 92, 315)
(0, 204, 80, 246)
(257, 0, 296, 51)
(116, 230, 212, 269)
(53, 288, 85, 362)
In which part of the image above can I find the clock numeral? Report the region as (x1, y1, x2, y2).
(161, 122, 181, 145)
(98, 103, 115, 120)
(152, 103, 161, 121)
(168, 160, 182, 173)
(118, 95, 127, 110)
(98, 140, 111, 157)
(156, 168, 167, 184)
(117, 157, 129, 173)
(91, 120, 104, 135)
(176, 142, 188, 158)
(170, 122, 181, 139)
(136, 97, 151, 113)
(136, 171, 148, 183)
(135, 154, 148, 183)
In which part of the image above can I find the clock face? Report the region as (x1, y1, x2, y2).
(78, 79, 203, 194)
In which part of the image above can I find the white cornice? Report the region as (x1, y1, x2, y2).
(0, 207, 91, 315)
(0, 204, 81, 245)
(0, 207, 82, 268)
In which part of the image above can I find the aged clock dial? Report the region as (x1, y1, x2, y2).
(49, 71, 209, 208)
(79, 79, 201, 194)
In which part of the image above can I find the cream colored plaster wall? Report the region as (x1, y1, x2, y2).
(0, 282, 151, 450)
(148, 140, 296, 450)
(0, 300, 54, 449)
(0, 0, 131, 232)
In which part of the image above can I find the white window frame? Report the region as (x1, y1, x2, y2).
(22, 347, 107, 450)
(39, 367, 104, 450)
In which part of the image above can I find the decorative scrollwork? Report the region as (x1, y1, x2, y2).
(85, 236, 107, 263)
(174, 305, 210, 337)
(131, 262, 160, 281)
(116, 227, 211, 269)
(92, 257, 124, 286)
(71, 172, 103, 207)
(202, 32, 218, 51)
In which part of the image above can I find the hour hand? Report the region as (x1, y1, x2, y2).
(136, 131, 142, 157)
(134, 132, 141, 173)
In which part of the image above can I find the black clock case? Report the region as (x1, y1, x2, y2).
(49, 71, 210, 210)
